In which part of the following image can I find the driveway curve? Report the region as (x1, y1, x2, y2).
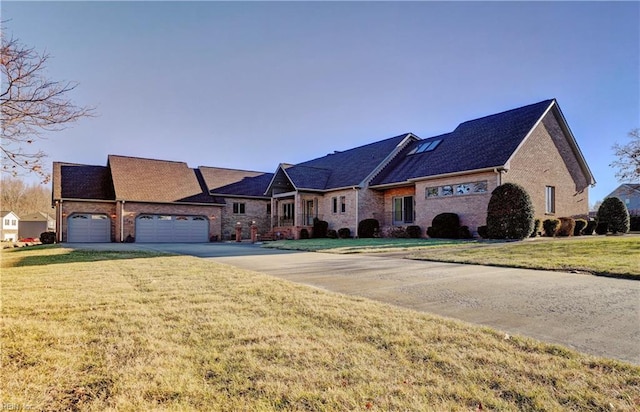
(70, 242, 640, 364)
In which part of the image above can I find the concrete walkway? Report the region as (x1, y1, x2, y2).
(69, 242, 640, 364)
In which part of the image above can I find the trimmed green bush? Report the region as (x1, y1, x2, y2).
(583, 220, 597, 235)
(406, 225, 422, 238)
(477, 225, 488, 239)
(337, 228, 351, 239)
(556, 217, 576, 237)
(631, 214, 640, 231)
(595, 222, 609, 235)
(40, 231, 56, 244)
(426, 213, 460, 239)
(312, 218, 329, 238)
(542, 219, 560, 237)
(486, 183, 534, 240)
(530, 219, 541, 238)
(573, 219, 587, 236)
(327, 229, 338, 239)
(299, 228, 310, 239)
(596, 197, 630, 234)
(358, 218, 380, 238)
(458, 226, 472, 239)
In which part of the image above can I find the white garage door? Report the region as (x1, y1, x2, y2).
(67, 213, 111, 243)
(135, 215, 209, 243)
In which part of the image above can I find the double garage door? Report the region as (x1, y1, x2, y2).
(136, 214, 209, 243)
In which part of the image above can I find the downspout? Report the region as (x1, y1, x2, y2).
(57, 200, 63, 243)
(353, 187, 359, 238)
(494, 168, 502, 187)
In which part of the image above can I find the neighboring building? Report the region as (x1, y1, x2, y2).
(605, 184, 640, 214)
(18, 212, 56, 239)
(0, 211, 20, 242)
(53, 98, 596, 242)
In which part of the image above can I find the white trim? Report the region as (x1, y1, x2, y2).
(369, 166, 506, 189)
(503, 100, 554, 170)
(362, 133, 419, 187)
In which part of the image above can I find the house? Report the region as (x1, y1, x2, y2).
(1, 211, 20, 242)
(605, 184, 640, 214)
(18, 212, 56, 239)
(52, 156, 272, 243)
(53, 98, 595, 242)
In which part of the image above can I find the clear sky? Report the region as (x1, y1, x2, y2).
(3, 1, 639, 207)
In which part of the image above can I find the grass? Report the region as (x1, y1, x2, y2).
(2, 246, 639, 411)
(263, 236, 640, 278)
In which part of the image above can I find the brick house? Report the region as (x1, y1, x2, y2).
(53, 98, 595, 242)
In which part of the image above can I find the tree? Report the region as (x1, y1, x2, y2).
(486, 183, 534, 240)
(0, 176, 53, 217)
(610, 128, 640, 182)
(596, 197, 630, 234)
(1, 30, 94, 183)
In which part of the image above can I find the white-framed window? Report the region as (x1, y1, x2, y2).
(4, 219, 9, 225)
(392, 196, 414, 225)
(233, 202, 246, 214)
(340, 196, 346, 213)
(545, 186, 556, 214)
(282, 203, 294, 220)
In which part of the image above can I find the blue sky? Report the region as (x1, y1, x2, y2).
(3, 1, 639, 206)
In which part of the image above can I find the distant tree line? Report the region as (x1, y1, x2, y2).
(1, 177, 53, 217)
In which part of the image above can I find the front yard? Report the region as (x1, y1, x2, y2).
(2, 246, 639, 410)
(262, 236, 640, 279)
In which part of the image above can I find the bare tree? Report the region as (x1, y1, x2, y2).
(611, 128, 640, 182)
(1, 28, 94, 183)
(0, 176, 53, 216)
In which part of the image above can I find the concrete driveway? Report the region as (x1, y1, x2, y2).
(70, 242, 640, 364)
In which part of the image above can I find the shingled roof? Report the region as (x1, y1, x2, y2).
(107, 155, 222, 204)
(271, 133, 414, 192)
(370, 99, 556, 186)
(53, 162, 115, 200)
(200, 167, 273, 198)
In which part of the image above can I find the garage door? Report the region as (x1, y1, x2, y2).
(135, 215, 209, 243)
(67, 213, 111, 243)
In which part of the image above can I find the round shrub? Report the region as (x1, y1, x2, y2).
(583, 220, 597, 235)
(596, 197, 630, 234)
(458, 226, 472, 239)
(327, 229, 338, 239)
(556, 217, 576, 237)
(312, 218, 329, 238)
(358, 218, 379, 238)
(406, 225, 422, 238)
(299, 228, 310, 239)
(595, 222, 609, 235)
(573, 219, 587, 236)
(40, 231, 56, 244)
(477, 225, 488, 239)
(543, 219, 560, 237)
(426, 213, 460, 239)
(631, 214, 640, 231)
(486, 183, 534, 240)
(337, 227, 351, 239)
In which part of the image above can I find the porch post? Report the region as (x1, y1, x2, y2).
(293, 192, 299, 228)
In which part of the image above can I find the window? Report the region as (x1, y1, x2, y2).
(407, 139, 442, 155)
(340, 196, 346, 213)
(4, 219, 9, 225)
(426, 181, 488, 198)
(441, 185, 454, 196)
(392, 196, 414, 224)
(282, 203, 294, 220)
(332, 197, 338, 214)
(545, 186, 556, 214)
(426, 187, 439, 198)
(456, 184, 471, 195)
(233, 202, 246, 214)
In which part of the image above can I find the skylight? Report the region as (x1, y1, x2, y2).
(407, 139, 441, 155)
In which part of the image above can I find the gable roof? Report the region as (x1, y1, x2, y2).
(200, 167, 273, 198)
(19, 212, 55, 221)
(1, 211, 19, 219)
(53, 162, 115, 200)
(370, 99, 580, 186)
(107, 155, 222, 204)
(268, 133, 414, 192)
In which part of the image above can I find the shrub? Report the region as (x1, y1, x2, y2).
(486, 183, 534, 240)
(426, 213, 460, 239)
(595, 222, 609, 235)
(583, 220, 597, 235)
(530, 219, 541, 238)
(40, 231, 56, 244)
(556, 217, 576, 237)
(477, 225, 488, 239)
(573, 219, 587, 236)
(406, 225, 422, 238)
(312, 218, 329, 238)
(385, 226, 409, 238)
(327, 229, 338, 239)
(597, 197, 630, 234)
(358, 218, 379, 238)
(631, 214, 640, 231)
(337, 228, 351, 239)
(542, 219, 560, 237)
(299, 228, 310, 239)
(458, 226, 472, 239)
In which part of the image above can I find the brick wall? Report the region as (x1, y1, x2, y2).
(220, 198, 270, 240)
(321, 189, 358, 232)
(504, 111, 590, 219)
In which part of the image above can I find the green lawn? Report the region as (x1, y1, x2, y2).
(263, 236, 640, 278)
(2, 246, 639, 411)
